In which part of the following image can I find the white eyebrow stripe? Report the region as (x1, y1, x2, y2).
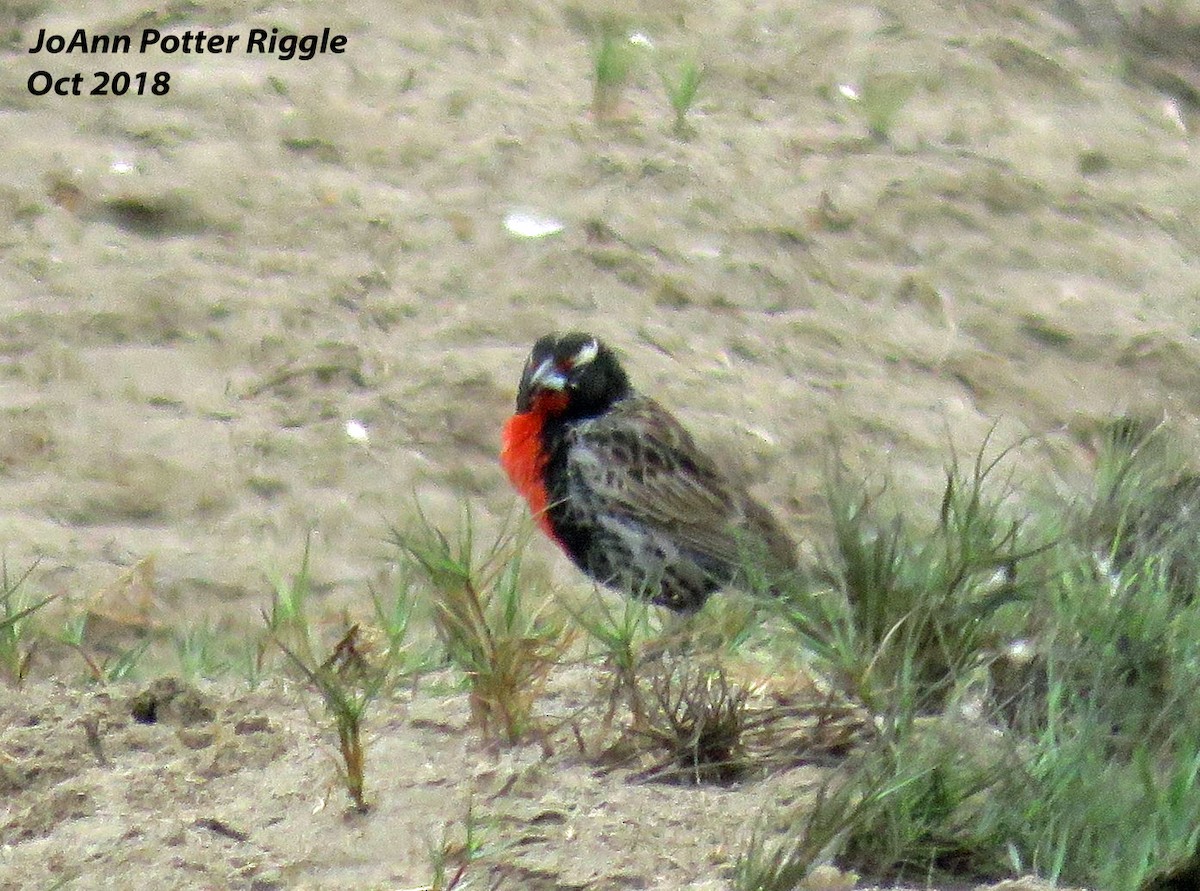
(573, 338, 599, 366)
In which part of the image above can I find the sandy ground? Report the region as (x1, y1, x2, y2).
(1, 669, 844, 890)
(2, 0, 1200, 886)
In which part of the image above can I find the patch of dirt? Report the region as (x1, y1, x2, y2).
(0, 673, 828, 889)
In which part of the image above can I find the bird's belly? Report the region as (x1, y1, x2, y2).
(564, 514, 726, 612)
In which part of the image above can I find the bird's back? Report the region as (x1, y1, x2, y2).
(543, 393, 795, 610)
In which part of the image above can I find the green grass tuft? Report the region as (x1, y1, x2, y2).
(659, 56, 704, 136)
(778, 433, 1046, 722)
(858, 73, 915, 142)
(635, 657, 750, 785)
(739, 422, 1200, 890)
(0, 557, 54, 684)
(391, 502, 570, 746)
(592, 22, 637, 122)
(274, 623, 392, 813)
(264, 535, 419, 813)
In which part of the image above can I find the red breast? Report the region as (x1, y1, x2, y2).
(501, 405, 563, 545)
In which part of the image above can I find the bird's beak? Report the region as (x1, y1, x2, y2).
(528, 358, 567, 392)
(516, 357, 568, 413)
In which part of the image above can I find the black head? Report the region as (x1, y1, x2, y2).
(515, 332, 631, 419)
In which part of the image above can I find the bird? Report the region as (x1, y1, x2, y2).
(500, 332, 796, 612)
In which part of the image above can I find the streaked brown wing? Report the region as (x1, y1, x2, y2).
(566, 396, 761, 566)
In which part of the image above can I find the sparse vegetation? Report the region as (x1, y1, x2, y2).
(634, 657, 750, 784)
(857, 73, 915, 142)
(172, 627, 235, 681)
(778, 434, 1045, 723)
(0, 557, 54, 684)
(14, 0, 1200, 884)
(10, 419, 1200, 888)
(659, 56, 704, 136)
(591, 21, 637, 122)
(563, 588, 659, 727)
(274, 623, 391, 813)
(264, 537, 417, 813)
(262, 532, 319, 667)
(424, 797, 490, 891)
(736, 421, 1200, 891)
(55, 610, 153, 684)
(390, 503, 570, 746)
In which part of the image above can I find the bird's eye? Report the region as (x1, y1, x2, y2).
(557, 360, 578, 388)
(571, 339, 599, 368)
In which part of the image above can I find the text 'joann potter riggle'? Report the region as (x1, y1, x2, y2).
(28, 27, 348, 61)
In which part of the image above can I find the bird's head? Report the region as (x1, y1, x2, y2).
(515, 332, 631, 419)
